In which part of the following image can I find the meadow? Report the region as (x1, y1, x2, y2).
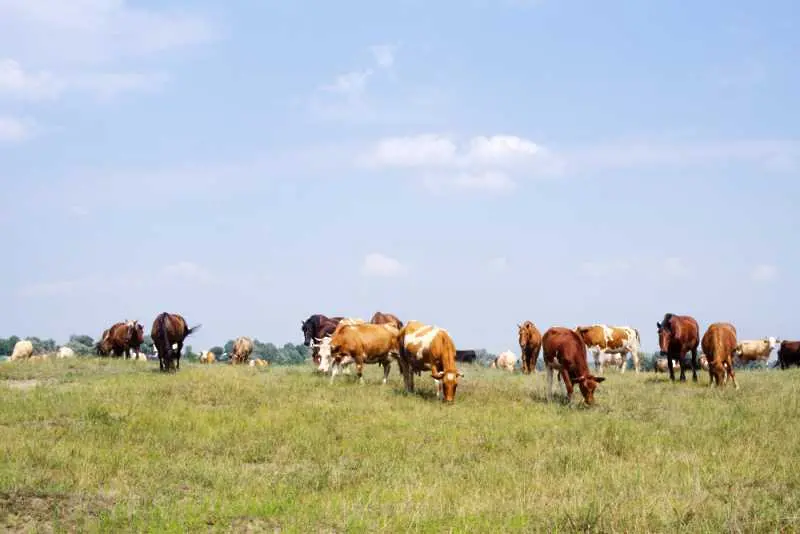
(0, 358, 798, 533)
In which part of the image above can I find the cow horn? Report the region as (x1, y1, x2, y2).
(432, 370, 445, 379)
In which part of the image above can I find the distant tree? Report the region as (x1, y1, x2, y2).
(184, 345, 198, 361)
(209, 346, 224, 357)
(0, 336, 20, 356)
(140, 336, 155, 355)
(66, 334, 95, 355)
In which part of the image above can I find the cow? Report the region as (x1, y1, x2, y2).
(490, 350, 516, 371)
(199, 351, 216, 364)
(328, 323, 401, 384)
(778, 341, 800, 369)
(10, 339, 33, 361)
(734, 337, 780, 366)
(656, 313, 700, 382)
(701, 322, 738, 388)
(370, 311, 403, 329)
(455, 350, 477, 363)
(300, 314, 344, 348)
(249, 358, 269, 367)
(574, 324, 641, 374)
(542, 326, 606, 406)
(230, 336, 254, 365)
(518, 321, 542, 374)
(699, 354, 709, 371)
(96, 320, 145, 359)
(95, 328, 111, 356)
(56, 346, 75, 359)
(398, 320, 462, 402)
(150, 312, 201, 372)
(654, 357, 682, 373)
(315, 336, 354, 376)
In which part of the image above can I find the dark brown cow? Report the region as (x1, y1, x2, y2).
(701, 322, 738, 388)
(151, 312, 201, 372)
(778, 341, 800, 369)
(542, 326, 606, 406)
(656, 313, 700, 382)
(370, 311, 403, 329)
(96, 320, 144, 358)
(517, 320, 542, 374)
(301, 314, 344, 350)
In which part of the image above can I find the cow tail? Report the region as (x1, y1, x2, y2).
(158, 313, 170, 356)
(187, 323, 202, 336)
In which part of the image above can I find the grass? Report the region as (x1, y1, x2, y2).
(0, 358, 798, 533)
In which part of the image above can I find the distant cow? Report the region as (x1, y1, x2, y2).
(10, 340, 33, 361)
(542, 326, 606, 406)
(656, 313, 700, 382)
(249, 358, 269, 367)
(370, 311, 403, 329)
(778, 341, 800, 369)
(455, 350, 477, 363)
(151, 312, 201, 372)
(96, 320, 144, 359)
(575, 324, 641, 374)
(301, 314, 345, 348)
(328, 323, 401, 384)
(199, 351, 216, 364)
(701, 322, 738, 388)
(490, 350, 516, 372)
(654, 357, 682, 373)
(398, 320, 462, 402)
(734, 337, 780, 365)
(230, 336, 254, 365)
(56, 346, 75, 359)
(518, 321, 542, 374)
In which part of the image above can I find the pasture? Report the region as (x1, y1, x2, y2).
(0, 358, 798, 533)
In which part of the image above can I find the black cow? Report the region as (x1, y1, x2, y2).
(778, 341, 800, 369)
(455, 350, 477, 363)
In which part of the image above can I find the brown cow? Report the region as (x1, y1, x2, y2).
(542, 326, 606, 405)
(778, 341, 800, 369)
(518, 320, 542, 374)
(328, 323, 401, 384)
(97, 320, 144, 359)
(398, 320, 462, 402)
(656, 313, 700, 382)
(574, 324, 641, 374)
(301, 314, 344, 348)
(230, 336, 254, 364)
(151, 312, 201, 372)
(701, 322, 738, 388)
(370, 311, 403, 329)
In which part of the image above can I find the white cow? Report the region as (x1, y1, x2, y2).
(734, 337, 780, 365)
(490, 350, 517, 372)
(56, 346, 75, 358)
(10, 340, 34, 361)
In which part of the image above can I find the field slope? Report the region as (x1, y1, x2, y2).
(1, 358, 799, 532)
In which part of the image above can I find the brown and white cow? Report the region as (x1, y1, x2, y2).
(654, 357, 682, 374)
(96, 320, 145, 359)
(370, 311, 403, 329)
(701, 322, 738, 389)
(734, 337, 780, 365)
(230, 336, 254, 365)
(575, 324, 641, 374)
(328, 323, 401, 384)
(199, 350, 216, 364)
(518, 321, 542, 374)
(398, 320, 462, 402)
(542, 326, 606, 406)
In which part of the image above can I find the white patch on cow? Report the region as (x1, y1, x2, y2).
(580, 324, 641, 374)
(404, 326, 441, 361)
(445, 372, 456, 382)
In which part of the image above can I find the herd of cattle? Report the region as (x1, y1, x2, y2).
(5, 310, 800, 405)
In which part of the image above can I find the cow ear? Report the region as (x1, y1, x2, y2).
(656, 322, 661, 329)
(593, 376, 606, 383)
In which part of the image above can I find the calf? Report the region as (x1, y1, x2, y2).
(542, 326, 606, 405)
(701, 322, 738, 388)
(778, 341, 800, 369)
(398, 320, 462, 402)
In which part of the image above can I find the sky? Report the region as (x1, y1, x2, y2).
(1, 0, 798, 355)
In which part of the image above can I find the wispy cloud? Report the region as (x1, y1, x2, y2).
(361, 253, 408, 278)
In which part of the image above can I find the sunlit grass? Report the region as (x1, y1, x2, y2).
(0, 358, 798, 532)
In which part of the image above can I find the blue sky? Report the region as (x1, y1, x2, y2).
(1, 0, 798, 355)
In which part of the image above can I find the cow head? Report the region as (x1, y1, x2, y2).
(656, 321, 672, 356)
(433, 370, 463, 402)
(573, 374, 606, 405)
(766, 336, 780, 350)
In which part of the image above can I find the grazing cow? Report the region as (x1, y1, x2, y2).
(734, 337, 780, 365)
(96, 320, 145, 359)
(778, 341, 800, 369)
(574, 324, 641, 374)
(10, 340, 33, 361)
(699, 354, 709, 371)
(518, 321, 542, 374)
(701, 322, 738, 388)
(230, 336, 254, 365)
(654, 357, 682, 373)
(542, 326, 606, 406)
(249, 358, 269, 367)
(301, 314, 344, 347)
(199, 351, 216, 364)
(656, 313, 700, 382)
(491, 350, 517, 371)
(328, 323, 401, 384)
(56, 346, 75, 359)
(315, 337, 354, 376)
(150, 312, 201, 372)
(455, 349, 477, 363)
(398, 320, 462, 402)
(370, 311, 403, 329)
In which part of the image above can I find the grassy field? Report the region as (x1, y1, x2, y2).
(0, 358, 798, 533)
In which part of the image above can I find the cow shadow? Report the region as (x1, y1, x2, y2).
(391, 387, 439, 401)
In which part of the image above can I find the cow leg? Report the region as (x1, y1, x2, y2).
(559, 368, 573, 403)
(330, 361, 340, 384)
(381, 361, 390, 384)
(546, 367, 555, 401)
(631, 349, 640, 374)
(593, 350, 602, 374)
(678, 352, 687, 382)
(356, 360, 365, 384)
(690, 348, 698, 382)
(727, 360, 739, 389)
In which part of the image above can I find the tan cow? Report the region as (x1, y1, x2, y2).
(575, 324, 641, 374)
(56, 346, 75, 359)
(249, 358, 269, 367)
(328, 323, 400, 384)
(654, 357, 681, 373)
(490, 350, 516, 372)
(230, 337, 254, 365)
(10, 340, 33, 361)
(701, 322, 738, 389)
(398, 320, 462, 402)
(199, 351, 216, 364)
(518, 321, 542, 374)
(734, 337, 779, 365)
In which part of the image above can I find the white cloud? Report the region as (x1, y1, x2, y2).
(0, 116, 36, 142)
(361, 253, 408, 278)
(751, 264, 778, 283)
(467, 135, 541, 162)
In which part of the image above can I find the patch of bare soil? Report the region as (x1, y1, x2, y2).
(3, 379, 43, 390)
(0, 491, 115, 532)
